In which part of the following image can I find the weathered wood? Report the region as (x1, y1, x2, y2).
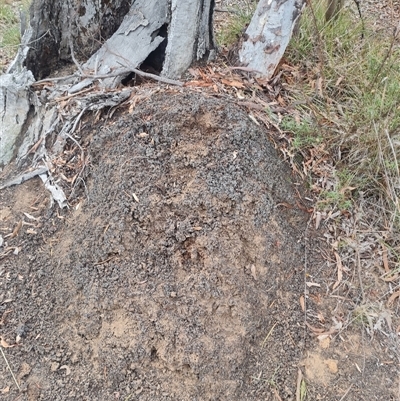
(25, 0, 130, 79)
(162, 0, 215, 78)
(39, 171, 68, 209)
(0, 70, 34, 166)
(0, 166, 48, 190)
(82, 0, 169, 88)
(82, 0, 215, 85)
(239, 0, 305, 79)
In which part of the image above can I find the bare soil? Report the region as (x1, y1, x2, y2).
(0, 92, 398, 400)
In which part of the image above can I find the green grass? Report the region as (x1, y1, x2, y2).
(0, 1, 17, 22)
(216, 1, 258, 47)
(283, 0, 400, 222)
(280, 115, 323, 149)
(0, 0, 30, 70)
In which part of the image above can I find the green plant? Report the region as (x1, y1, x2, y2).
(0, 0, 31, 70)
(280, 115, 322, 150)
(216, 1, 257, 47)
(285, 0, 400, 218)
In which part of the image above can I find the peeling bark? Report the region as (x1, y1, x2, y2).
(25, 0, 130, 79)
(23, 0, 215, 82)
(0, 70, 34, 166)
(239, 0, 306, 78)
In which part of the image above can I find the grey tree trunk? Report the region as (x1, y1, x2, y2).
(239, 0, 305, 78)
(23, 0, 215, 81)
(1, 0, 216, 171)
(24, 0, 131, 79)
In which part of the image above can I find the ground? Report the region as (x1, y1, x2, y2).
(1, 92, 398, 400)
(1, 0, 400, 400)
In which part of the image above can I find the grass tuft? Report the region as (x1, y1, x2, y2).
(215, 1, 257, 48)
(0, 0, 30, 70)
(283, 0, 400, 223)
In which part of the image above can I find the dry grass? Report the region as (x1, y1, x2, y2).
(281, 0, 400, 331)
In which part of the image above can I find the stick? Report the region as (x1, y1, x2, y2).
(295, 369, 303, 401)
(124, 67, 184, 86)
(69, 37, 84, 76)
(0, 345, 21, 391)
(338, 384, 353, 401)
(0, 166, 48, 190)
(32, 67, 183, 88)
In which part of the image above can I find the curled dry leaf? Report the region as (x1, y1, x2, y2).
(0, 337, 15, 348)
(299, 295, 305, 312)
(11, 221, 23, 238)
(59, 365, 71, 375)
(332, 251, 343, 290)
(387, 290, 400, 307)
(305, 322, 326, 334)
(382, 245, 389, 272)
(317, 311, 325, 323)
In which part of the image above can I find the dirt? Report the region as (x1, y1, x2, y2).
(0, 92, 399, 400)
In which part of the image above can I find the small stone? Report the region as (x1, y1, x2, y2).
(50, 362, 60, 372)
(18, 362, 31, 379)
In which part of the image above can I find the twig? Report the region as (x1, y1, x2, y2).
(69, 37, 84, 76)
(70, 108, 87, 136)
(0, 345, 21, 391)
(0, 166, 48, 190)
(295, 369, 303, 401)
(32, 67, 183, 87)
(214, 8, 240, 14)
(272, 387, 284, 401)
(229, 66, 264, 74)
(18, 29, 51, 47)
(31, 74, 78, 85)
(356, 244, 365, 304)
(125, 67, 184, 86)
(338, 384, 353, 401)
(261, 321, 278, 347)
(62, 114, 87, 193)
(307, 0, 326, 88)
(352, 0, 365, 39)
